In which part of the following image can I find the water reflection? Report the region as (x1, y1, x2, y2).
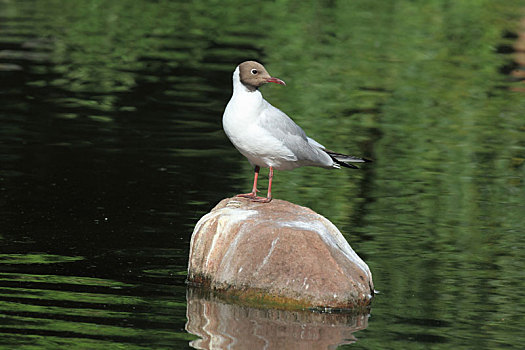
(0, 249, 190, 349)
(2, 0, 525, 348)
(185, 288, 368, 350)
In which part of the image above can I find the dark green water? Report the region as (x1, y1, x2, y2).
(1, 0, 524, 348)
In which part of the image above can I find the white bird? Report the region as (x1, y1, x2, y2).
(222, 60, 370, 203)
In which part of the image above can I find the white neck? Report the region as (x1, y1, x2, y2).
(223, 65, 266, 127)
(233, 66, 257, 94)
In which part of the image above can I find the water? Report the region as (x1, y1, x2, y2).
(1, 0, 524, 348)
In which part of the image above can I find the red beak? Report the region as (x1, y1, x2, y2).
(266, 77, 286, 86)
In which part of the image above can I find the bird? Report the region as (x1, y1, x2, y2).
(222, 60, 370, 203)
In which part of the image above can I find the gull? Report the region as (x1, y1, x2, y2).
(222, 61, 370, 203)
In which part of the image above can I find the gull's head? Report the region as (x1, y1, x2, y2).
(237, 61, 286, 92)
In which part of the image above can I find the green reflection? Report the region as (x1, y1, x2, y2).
(0, 269, 190, 348)
(1, 0, 525, 348)
(225, 1, 525, 348)
(0, 254, 84, 265)
(0, 272, 131, 288)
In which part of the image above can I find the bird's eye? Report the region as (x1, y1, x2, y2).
(251, 69, 258, 75)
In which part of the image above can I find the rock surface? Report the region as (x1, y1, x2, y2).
(187, 197, 374, 309)
(185, 288, 368, 350)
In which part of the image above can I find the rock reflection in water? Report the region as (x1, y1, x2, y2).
(185, 288, 369, 350)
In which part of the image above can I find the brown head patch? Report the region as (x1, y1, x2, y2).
(238, 61, 273, 91)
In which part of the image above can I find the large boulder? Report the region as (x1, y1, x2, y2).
(185, 288, 369, 349)
(187, 197, 374, 309)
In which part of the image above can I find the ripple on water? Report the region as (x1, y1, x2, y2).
(0, 251, 191, 348)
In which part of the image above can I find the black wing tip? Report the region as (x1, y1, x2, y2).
(325, 150, 373, 162)
(335, 160, 360, 169)
(340, 157, 373, 169)
(324, 149, 373, 168)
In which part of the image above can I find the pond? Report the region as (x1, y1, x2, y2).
(1, 0, 524, 349)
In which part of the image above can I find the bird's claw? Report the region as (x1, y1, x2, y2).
(235, 193, 272, 203)
(236, 192, 257, 199)
(251, 196, 272, 203)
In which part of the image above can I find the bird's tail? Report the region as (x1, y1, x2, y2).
(324, 150, 372, 169)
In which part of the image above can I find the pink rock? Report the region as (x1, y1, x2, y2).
(187, 197, 374, 309)
(185, 288, 369, 349)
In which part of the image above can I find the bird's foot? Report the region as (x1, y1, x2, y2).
(235, 192, 257, 199)
(235, 193, 272, 203)
(251, 196, 272, 203)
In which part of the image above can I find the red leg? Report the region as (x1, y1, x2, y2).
(251, 166, 273, 203)
(236, 166, 260, 199)
(236, 166, 273, 203)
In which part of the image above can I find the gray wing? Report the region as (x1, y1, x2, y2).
(260, 101, 308, 141)
(258, 101, 333, 166)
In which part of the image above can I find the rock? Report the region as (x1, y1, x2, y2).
(185, 287, 369, 349)
(187, 197, 374, 309)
